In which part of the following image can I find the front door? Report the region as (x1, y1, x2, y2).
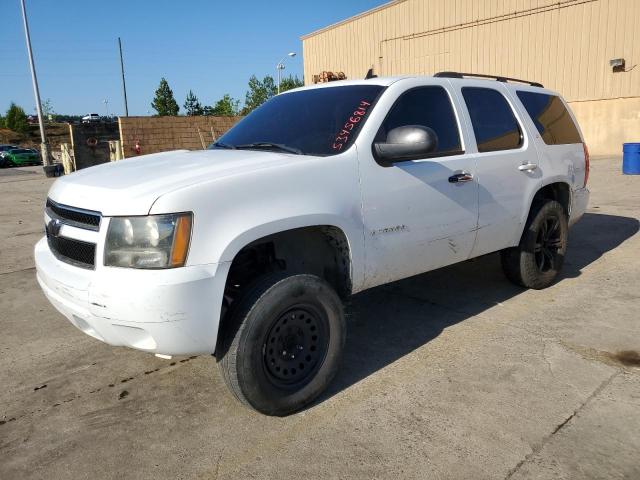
(358, 83, 479, 289)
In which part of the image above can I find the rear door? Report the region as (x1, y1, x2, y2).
(515, 89, 586, 191)
(452, 82, 542, 257)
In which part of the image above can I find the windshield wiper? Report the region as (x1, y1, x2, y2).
(235, 142, 302, 155)
(211, 141, 236, 149)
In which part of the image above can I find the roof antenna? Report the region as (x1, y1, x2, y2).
(365, 68, 377, 79)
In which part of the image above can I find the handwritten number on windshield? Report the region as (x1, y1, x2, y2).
(332, 100, 371, 151)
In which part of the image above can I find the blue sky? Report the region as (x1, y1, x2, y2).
(1, 0, 387, 116)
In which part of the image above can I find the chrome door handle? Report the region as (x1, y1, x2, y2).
(448, 172, 474, 183)
(518, 163, 538, 172)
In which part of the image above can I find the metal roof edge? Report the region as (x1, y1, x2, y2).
(300, 0, 408, 41)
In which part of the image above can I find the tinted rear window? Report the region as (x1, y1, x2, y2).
(462, 87, 523, 152)
(516, 91, 581, 145)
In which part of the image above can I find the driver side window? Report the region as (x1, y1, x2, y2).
(376, 86, 463, 155)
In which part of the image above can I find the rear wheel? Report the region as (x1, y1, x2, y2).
(217, 273, 345, 416)
(501, 200, 568, 289)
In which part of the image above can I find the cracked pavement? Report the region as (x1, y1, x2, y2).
(1, 158, 639, 479)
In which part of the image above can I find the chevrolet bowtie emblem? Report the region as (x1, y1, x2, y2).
(48, 218, 62, 236)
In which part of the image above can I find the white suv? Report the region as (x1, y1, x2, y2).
(81, 113, 100, 123)
(35, 73, 589, 415)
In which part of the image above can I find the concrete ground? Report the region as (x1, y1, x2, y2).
(0, 158, 638, 480)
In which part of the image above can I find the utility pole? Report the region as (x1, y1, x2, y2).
(118, 37, 129, 116)
(19, 0, 50, 167)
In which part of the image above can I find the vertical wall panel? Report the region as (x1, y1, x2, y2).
(302, 0, 639, 102)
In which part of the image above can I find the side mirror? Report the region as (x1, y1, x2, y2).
(373, 125, 438, 165)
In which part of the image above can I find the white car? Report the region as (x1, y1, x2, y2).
(81, 113, 100, 123)
(35, 73, 589, 415)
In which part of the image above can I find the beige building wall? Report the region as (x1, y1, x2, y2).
(302, 0, 640, 156)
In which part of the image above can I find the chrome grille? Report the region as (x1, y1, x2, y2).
(45, 198, 101, 269)
(46, 198, 101, 231)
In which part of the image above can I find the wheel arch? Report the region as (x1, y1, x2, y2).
(517, 180, 571, 243)
(214, 218, 358, 354)
(531, 180, 571, 215)
(218, 215, 361, 280)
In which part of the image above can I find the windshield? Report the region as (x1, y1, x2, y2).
(210, 85, 385, 156)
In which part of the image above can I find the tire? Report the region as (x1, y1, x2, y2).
(501, 200, 568, 289)
(217, 272, 346, 416)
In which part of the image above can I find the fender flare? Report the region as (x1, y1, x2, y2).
(217, 214, 364, 292)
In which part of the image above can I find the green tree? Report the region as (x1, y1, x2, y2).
(41, 98, 55, 121)
(183, 90, 203, 116)
(279, 75, 304, 93)
(5, 103, 29, 134)
(207, 94, 240, 116)
(151, 78, 179, 116)
(242, 75, 277, 114)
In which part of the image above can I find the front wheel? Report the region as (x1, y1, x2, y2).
(217, 273, 346, 416)
(501, 200, 568, 289)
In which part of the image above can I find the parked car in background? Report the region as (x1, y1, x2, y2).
(2, 148, 41, 167)
(0, 144, 19, 167)
(0, 144, 18, 155)
(36, 73, 589, 416)
(82, 113, 101, 124)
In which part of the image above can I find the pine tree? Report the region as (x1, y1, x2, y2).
(151, 78, 179, 116)
(183, 90, 203, 116)
(279, 75, 304, 93)
(5, 103, 29, 134)
(208, 94, 240, 116)
(242, 75, 277, 114)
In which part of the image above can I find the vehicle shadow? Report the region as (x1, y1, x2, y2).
(319, 212, 639, 404)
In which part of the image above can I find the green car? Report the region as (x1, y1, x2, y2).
(1, 148, 42, 167)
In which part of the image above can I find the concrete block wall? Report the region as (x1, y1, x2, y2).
(118, 116, 243, 157)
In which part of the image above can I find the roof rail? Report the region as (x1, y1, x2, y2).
(434, 71, 544, 88)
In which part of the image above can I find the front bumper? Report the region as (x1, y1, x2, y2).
(569, 187, 590, 227)
(35, 237, 229, 355)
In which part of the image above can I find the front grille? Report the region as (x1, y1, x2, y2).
(46, 199, 101, 231)
(46, 230, 96, 269)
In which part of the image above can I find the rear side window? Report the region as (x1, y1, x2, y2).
(376, 86, 462, 155)
(516, 91, 581, 145)
(462, 87, 523, 152)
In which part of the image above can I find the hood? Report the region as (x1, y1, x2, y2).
(48, 149, 300, 216)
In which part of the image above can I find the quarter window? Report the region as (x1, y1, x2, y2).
(462, 87, 523, 152)
(516, 91, 581, 145)
(376, 86, 462, 155)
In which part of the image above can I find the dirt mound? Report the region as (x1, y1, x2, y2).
(0, 123, 70, 149)
(0, 128, 23, 144)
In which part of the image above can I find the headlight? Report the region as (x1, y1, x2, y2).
(104, 213, 192, 269)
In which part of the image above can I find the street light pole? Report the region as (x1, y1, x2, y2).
(118, 37, 129, 117)
(19, 0, 50, 167)
(276, 52, 296, 94)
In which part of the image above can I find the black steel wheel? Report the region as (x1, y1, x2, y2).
(501, 199, 568, 289)
(218, 273, 345, 416)
(263, 306, 329, 388)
